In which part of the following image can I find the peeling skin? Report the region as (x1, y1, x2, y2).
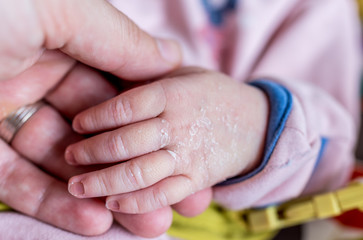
(169, 91, 255, 187)
(160, 119, 170, 148)
(166, 150, 178, 161)
(160, 128, 169, 148)
(172, 101, 237, 185)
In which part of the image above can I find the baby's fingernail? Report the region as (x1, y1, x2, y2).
(69, 181, 85, 197)
(106, 201, 120, 211)
(73, 119, 83, 133)
(156, 38, 181, 65)
(65, 149, 76, 165)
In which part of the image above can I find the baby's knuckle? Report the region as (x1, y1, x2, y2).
(79, 113, 97, 132)
(126, 161, 146, 189)
(123, 195, 143, 213)
(82, 143, 96, 164)
(156, 82, 168, 109)
(110, 97, 133, 125)
(98, 173, 116, 195)
(107, 134, 128, 159)
(151, 187, 168, 208)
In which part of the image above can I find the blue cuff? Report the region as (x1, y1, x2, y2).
(201, 0, 237, 26)
(217, 80, 293, 186)
(313, 137, 328, 171)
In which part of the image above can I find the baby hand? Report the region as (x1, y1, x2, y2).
(65, 67, 269, 214)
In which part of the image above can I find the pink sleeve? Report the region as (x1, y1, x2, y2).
(213, 0, 362, 209)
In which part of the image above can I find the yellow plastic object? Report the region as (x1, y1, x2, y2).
(0, 202, 10, 211)
(168, 203, 277, 240)
(168, 180, 363, 239)
(243, 180, 363, 233)
(357, 0, 363, 20)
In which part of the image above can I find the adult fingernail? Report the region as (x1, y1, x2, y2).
(106, 201, 120, 211)
(69, 181, 85, 197)
(65, 149, 76, 165)
(156, 38, 181, 65)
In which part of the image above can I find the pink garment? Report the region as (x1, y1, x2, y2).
(0, 0, 361, 238)
(0, 212, 174, 240)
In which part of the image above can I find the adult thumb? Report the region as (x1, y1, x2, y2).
(38, 0, 182, 80)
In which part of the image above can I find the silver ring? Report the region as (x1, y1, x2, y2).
(0, 101, 45, 143)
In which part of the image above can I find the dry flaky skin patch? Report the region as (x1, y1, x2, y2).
(166, 94, 252, 189)
(160, 119, 171, 148)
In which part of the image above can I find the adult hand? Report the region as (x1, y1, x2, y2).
(0, 0, 181, 236)
(0, 0, 181, 118)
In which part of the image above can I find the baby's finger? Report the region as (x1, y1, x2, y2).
(113, 207, 173, 238)
(72, 81, 166, 133)
(0, 141, 113, 235)
(65, 117, 170, 165)
(68, 150, 176, 197)
(45, 64, 118, 119)
(105, 175, 193, 214)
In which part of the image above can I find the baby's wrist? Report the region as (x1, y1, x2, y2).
(234, 84, 269, 177)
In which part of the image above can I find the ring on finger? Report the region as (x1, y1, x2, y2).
(0, 101, 45, 144)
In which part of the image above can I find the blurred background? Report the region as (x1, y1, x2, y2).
(273, 1, 363, 239)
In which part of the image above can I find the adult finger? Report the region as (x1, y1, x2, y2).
(0, 0, 181, 81)
(0, 141, 113, 235)
(66, 117, 170, 165)
(68, 150, 176, 198)
(113, 207, 173, 238)
(0, 50, 75, 120)
(72, 81, 167, 134)
(172, 188, 213, 217)
(45, 64, 118, 119)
